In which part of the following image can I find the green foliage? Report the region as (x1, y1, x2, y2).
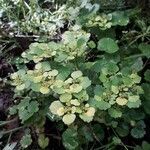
(21, 29, 90, 63)
(111, 11, 129, 26)
(0, 0, 76, 37)
(138, 43, 150, 58)
(38, 134, 49, 149)
(62, 128, 79, 150)
(144, 70, 150, 82)
(142, 83, 150, 115)
(85, 13, 112, 30)
(134, 141, 150, 150)
(20, 133, 32, 148)
(98, 38, 119, 53)
(131, 121, 146, 138)
(49, 70, 94, 125)
(9, 97, 39, 123)
(2, 0, 149, 149)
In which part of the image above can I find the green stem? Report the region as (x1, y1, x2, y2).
(120, 144, 135, 149)
(0, 118, 18, 127)
(95, 142, 114, 150)
(124, 54, 146, 60)
(0, 126, 25, 135)
(111, 127, 128, 150)
(7, 132, 12, 145)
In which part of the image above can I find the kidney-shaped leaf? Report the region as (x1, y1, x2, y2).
(98, 38, 119, 53)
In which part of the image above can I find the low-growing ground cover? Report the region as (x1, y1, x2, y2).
(0, 0, 150, 150)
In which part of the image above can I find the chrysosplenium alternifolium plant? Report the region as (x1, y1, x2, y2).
(0, 0, 150, 150)
(8, 3, 148, 147)
(10, 27, 143, 126)
(21, 28, 90, 63)
(92, 63, 143, 114)
(10, 28, 96, 125)
(86, 13, 113, 30)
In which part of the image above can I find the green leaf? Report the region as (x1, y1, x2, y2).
(90, 99, 111, 110)
(92, 124, 105, 141)
(143, 100, 150, 115)
(92, 59, 107, 73)
(108, 108, 122, 118)
(62, 31, 76, 44)
(62, 114, 76, 125)
(60, 93, 72, 103)
(9, 105, 18, 115)
(127, 110, 145, 121)
(30, 83, 41, 92)
(138, 43, 150, 57)
(48, 70, 58, 77)
(49, 101, 64, 115)
(142, 83, 150, 100)
(128, 95, 140, 102)
(77, 38, 86, 48)
(38, 134, 49, 149)
(73, 90, 89, 101)
(18, 99, 39, 123)
(142, 83, 150, 114)
(127, 99, 141, 108)
(131, 121, 146, 139)
(40, 86, 50, 94)
(134, 145, 142, 150)
(20, 134, 32, 148)
(116, 123, 129, 137)
(41, 61, 51, 71)
(71, 71, 83, 79)
(144, 70, 150, 82)
(111, 11, 129, 26)
(116, 97, 128, 106)
(70, 99, 80, 106)
(131, 127, 145, 139)
(142, 141, 150, 150)
(127, 100, 141, 108)
(56, 65, 71, 81)
(79, 126, 93, 142)
(88, 41, 96, 49)
(105, 63, 119, 74)
(16, 84, 26, 91)
(113, 137, 121, 145)
(94, 85, 105, 96)
(70, 84, 83, 93)
(99, 74, 107, 82)
(79, 107, 95, 123)
(79, 113, 94, 123)
(62, 128, 79, 150)
(111, 86, 119, 94)
(98, 38, 119, 53)
(130, 73, 141, 84)
(80, 77, 91, 89)
(131, 58, 143, 72)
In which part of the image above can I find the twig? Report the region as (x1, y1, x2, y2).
(0, 126, 25, 135)
(6, 132, 12, 145)
(0, 118, 18, 127)
(111, 127, 128, 150)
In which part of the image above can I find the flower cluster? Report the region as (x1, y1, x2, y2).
(86, 13, 112, 30)
(91, 60, 143, 119)
(49, 71, 95, 125)
(21, 30, 90, 63)
(10, 62, 58, 94)
(11, 68, 95, 125)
